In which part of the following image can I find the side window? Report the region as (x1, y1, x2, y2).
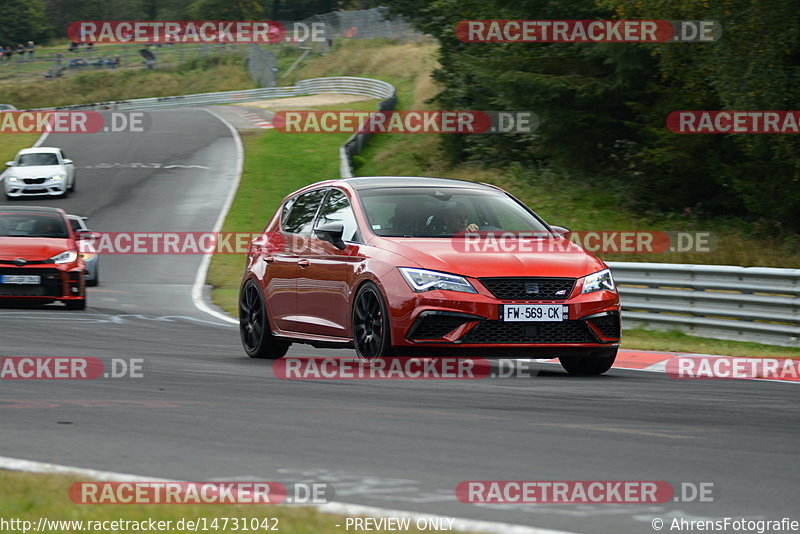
(69, 218, 81, 232)
(282, 189, 326, 235)
(280, 198, 295, 230)
(315, 189, 360, 243)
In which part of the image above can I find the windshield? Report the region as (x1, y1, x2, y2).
(16, 153, 59, 166)
(0, 212, 69, 238)
(358, 187, 550, 237)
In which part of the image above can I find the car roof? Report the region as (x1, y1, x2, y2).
(17, 147, 61, 155)
(342, 176, 497, 191)
(0, 206, 66, 214)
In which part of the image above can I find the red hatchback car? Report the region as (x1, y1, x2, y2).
(240, 177, 621, 375)
(0, 206, 87, 309)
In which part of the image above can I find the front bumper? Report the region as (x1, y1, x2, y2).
(4, 180, 66, 197)
(383, 271, 620, 351)
(0, 264, 85, 302)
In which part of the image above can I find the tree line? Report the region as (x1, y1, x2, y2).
(381, 0, 800, 232)
(0, 0, 349, 44)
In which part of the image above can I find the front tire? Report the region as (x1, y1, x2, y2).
(352, 282, 393, 362)
(239, 279, 289, 359)
(559, 348, 617, 375)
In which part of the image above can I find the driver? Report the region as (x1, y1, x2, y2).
(444, 202, 479, 233)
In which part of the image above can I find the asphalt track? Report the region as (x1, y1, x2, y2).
(1, 108, 798, 533)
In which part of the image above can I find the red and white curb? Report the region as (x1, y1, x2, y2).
(534, 349, 800, 384)
(235, 108, 273, 129)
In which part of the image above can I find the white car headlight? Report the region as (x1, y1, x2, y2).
(50, 250, 78, 264)
(48, 174, 66, 181)
(581, 268, 616, 294)
(6, 176, 19, 182)
(399, 267, 477, 294)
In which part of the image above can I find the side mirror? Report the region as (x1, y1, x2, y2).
(75, 229, 93, 240)
(550, 225, 570, 236)
(315, 222, 346, 250)
(63, 159, 73, 165)
(5, 161, 14, 167)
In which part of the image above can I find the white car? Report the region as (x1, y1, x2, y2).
(3, 147, 76, 199)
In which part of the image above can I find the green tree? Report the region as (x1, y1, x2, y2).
(0, 0, 51, 46)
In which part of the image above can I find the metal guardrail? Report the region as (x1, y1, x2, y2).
(339, 82, 397, 178)
(607, 262, 800, 347)
(31, 76, 395, 112)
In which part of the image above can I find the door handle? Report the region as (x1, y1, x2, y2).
(297, 259, 310, 267)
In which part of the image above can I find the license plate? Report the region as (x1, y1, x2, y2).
(0, 275, 41, 285)
(501, 304, 567, 322)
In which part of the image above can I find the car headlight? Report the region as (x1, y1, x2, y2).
(581, 268, 616, 294)
(50, 250, 78, 264)
(48, 174, 66, 181)
(398, 267, 477, 294)
(79, 253, 95, 261)
(6, 176, 19, 182)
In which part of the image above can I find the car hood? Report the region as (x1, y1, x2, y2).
(378, 236, 605, 279)
(0, 237, 72, 261)
(4, 165, 66, 178)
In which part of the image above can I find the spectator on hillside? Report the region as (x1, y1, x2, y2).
(27, 41, 34, 61)
(16, 44, 25, 61)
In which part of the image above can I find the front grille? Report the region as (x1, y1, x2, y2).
(409, 315, 468, 340)
(0, 268, 62, 297)
(21, 188, 48, 194)
(465, 320, 595, 344)
(23, 178, 46, 184)
(479, 277, 576, 300)
(0, 286, 47, 296)
(0, 259, 52, 265)
(587, 313, 621, 339)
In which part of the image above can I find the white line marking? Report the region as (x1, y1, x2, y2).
(190, 109, 240, 325)
(0, 456, 576, 534)
(33, 129, 51, 147)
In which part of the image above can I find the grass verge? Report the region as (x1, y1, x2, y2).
(0, 54, 253, 109)
(0, 470, 440, 534)
(0, 133, 42, 164)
